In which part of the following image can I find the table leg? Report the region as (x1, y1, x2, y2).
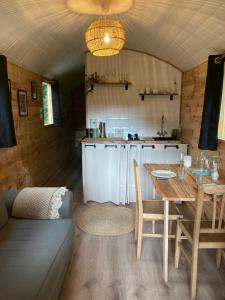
(153, 184, 156, 199)
(152, 185, 156, 233)
(163, 200, 169, 282)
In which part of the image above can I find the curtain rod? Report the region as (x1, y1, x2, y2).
(214, 53, 225, 64)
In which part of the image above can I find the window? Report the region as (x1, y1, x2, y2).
(42, 82, 53, 126)
(218, 65, 225, 140)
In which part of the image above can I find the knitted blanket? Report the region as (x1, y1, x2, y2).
(12, 187, 68, 219)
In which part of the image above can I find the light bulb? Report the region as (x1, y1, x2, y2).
(103, 33, 111, 44)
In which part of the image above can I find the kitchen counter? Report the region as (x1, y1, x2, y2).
(82, 137, 182, 144)
(82, 139, 188, 204)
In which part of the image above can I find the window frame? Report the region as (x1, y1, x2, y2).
(42, 81, 54, 126)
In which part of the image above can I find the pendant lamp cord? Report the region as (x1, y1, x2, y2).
(101, 0, 109, 16)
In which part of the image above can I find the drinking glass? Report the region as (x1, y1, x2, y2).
(178, 165, 186, 180)
(183, 155, 192, 168)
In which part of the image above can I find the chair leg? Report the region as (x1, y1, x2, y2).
(216, 249, 222, 268)
(190, 246, 199, 300)
(175, 221, 182, 268)
(137, 217, 143, 259)
(169, 220, 173, 235)
(152, 220, 155, 233)
(135, 210, 138, 241)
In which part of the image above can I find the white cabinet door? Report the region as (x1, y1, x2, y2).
(150, 144, 167, 163)
(139, 144, 187, 200)
(97, 144, 121, 204)
(82, 143, 125, 204)
(127, 144, 141, 203)
(100, 144, 128, 204)
(139, 145, 155, 200)
(82, 143, 100, 203)
(118, 144, 128, 205)
(83, 142, 188, 204)
(139, 144, 166, 200)
(164, 144, 188, 164)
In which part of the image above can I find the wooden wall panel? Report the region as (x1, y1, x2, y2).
(0, 61, 74, 189)
(71, 83, 86, 129)
(181, 62, 225, 176)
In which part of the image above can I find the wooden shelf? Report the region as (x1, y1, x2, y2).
(139, 92, 179, 101)
(90, 81, 132, 91)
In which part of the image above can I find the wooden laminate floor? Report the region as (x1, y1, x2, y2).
(49, 161, 225, 300)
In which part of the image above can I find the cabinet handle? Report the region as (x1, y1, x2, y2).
(141, 145, 155, 149)
(130, 145, 137, 148)
(121, 145, 126, 149)
(104, 144, 117, 148)
(164, 145, 179, 149)
(85, 144, 96, 148)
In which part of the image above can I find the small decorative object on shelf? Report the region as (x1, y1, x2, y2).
(85, 72, 131, 93)
(139, 81, 178, 100)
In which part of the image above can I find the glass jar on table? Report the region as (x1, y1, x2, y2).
(178, 151, 186, 179)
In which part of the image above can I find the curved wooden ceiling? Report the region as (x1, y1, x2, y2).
(0, 0, 224, 78)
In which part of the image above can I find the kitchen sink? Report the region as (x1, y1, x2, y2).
(152, 136, 179, 141)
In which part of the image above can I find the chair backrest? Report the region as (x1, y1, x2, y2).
(133, 160, 143, 215)
(193, 183, 225, 244)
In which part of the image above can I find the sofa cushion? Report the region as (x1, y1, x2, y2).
(0, 197, 8, 228)
(0, 218, 74, 300)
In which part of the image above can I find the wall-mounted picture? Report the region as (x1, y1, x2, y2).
(31, 81, 37, 100)
(18, 90, 28, 116)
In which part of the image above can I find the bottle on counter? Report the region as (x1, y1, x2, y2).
(198, 152, 206, 172)
(99, 122, 106, 138)
(211, 159, 219, 181)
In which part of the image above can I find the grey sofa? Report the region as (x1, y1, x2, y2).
(0, 189, 74, 300)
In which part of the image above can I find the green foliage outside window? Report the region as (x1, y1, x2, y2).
(42, 82, 53, 126)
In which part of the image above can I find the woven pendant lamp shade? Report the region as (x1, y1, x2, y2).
(85, 19, 125, 56)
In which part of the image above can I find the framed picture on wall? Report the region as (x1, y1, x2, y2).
(18, 90, 28, 116)
(31, 81, 37, 100)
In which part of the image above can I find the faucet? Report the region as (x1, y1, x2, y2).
(157, 114, 167, 137)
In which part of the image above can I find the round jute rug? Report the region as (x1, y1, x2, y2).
(75, 206, 135, 236)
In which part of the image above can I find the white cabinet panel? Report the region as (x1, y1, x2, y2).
(139, 145, 155, 200)
(99, 144, 121, 204)
(82, 143, 100, 203)
(127, 144, 141, 203)
(82, 142, 188, 204)
(149, 144, 167, 163)
(164, 144, 187, 164)
(118, 144, 128, 205)
(82, 143, 126, 204)
(138, 144, 188, 200)
(139, 144, 167, 200)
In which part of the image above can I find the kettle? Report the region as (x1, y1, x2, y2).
(99, 122, 106, 138)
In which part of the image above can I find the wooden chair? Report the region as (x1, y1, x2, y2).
(175, 184, 225, 299)
(133, 160, 182, 259)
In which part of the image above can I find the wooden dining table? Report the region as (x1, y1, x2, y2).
(144, 163, 197, 283)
